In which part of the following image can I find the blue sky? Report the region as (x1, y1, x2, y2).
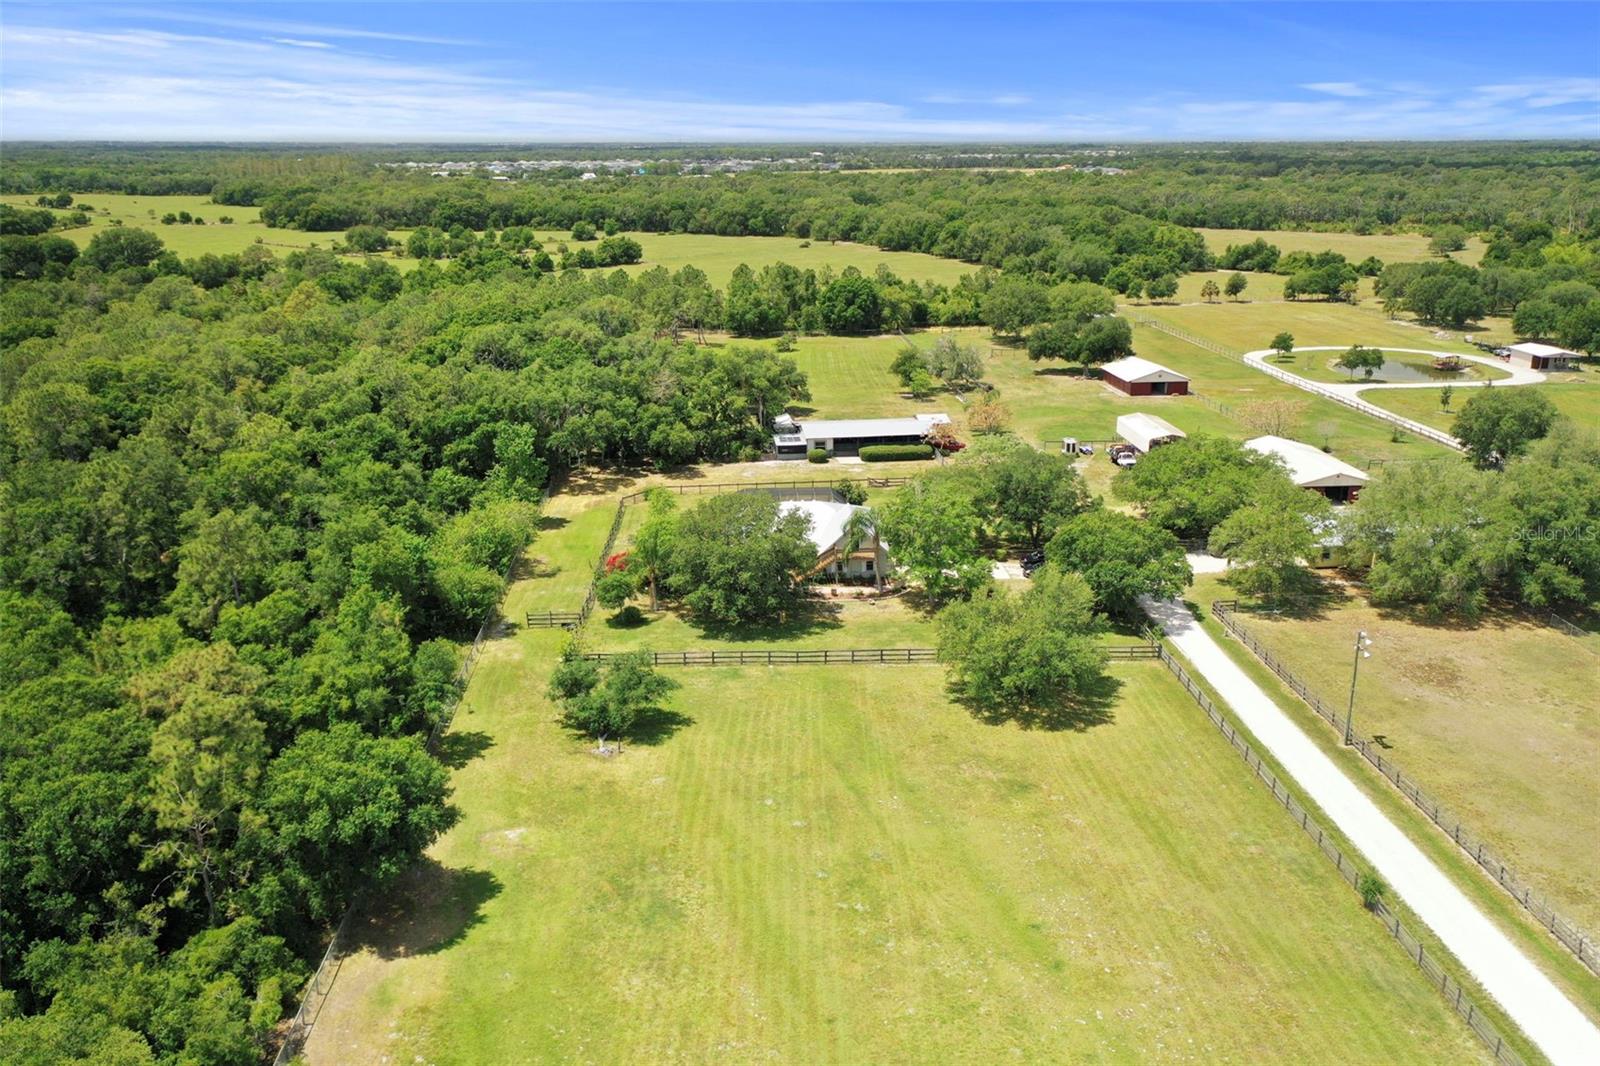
(2, 2, 1597, 141)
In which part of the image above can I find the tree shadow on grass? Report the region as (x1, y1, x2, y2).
(1223, 570, 1344, 621)
(951, 671, 1122, 732)
(433, 729, 494, 770)
(350, 859, 502, 959)
(686, 601, 848, 643)
(537, 514, 569, 532)
(628, 705, 695, 746)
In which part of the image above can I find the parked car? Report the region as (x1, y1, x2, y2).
(1020, 549, 1046, 577)
(1108, 443, 1139, 467)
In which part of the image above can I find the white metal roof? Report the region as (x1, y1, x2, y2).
(1100, 356, 1188, 383)
(1246, 436, 1369, 488)
(778, 413, 949, 443)
(1116, 412, 1186, 452)
(778, 499, 866, 556)
(1507, 342, 1579, 359)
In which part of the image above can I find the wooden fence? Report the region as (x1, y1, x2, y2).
(1156, 646, 1526, 1066)
(526, 611, 582, 629)
(1211, 599, 1599, 975)
(620, 475, 911, 504)
(579, 644, 1158, 667)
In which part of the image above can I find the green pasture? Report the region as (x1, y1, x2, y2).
(1195, 226, 1486, 267)
(1362, 378, 1600, 432)
(531, 229, 977, 287)
(1134, 298, 1483, 357)
(0, 192, 369, 261)
(6, 193, 977, 285)
(304, 609, 1487, 1063)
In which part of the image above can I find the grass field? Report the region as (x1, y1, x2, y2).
(7, 193, 977, 286)
(1135, 298, 1484, 358)
(529, 229, 977, 287)
(1195, 227, 1486, 268)
(304, 602, 1488, 1062)
(1189, 573, 1600, 933)
(1362, 377, 1600, 432)
(1, 192, 360, 261)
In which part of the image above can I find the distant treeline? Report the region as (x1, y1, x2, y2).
(5, 143, 1597, 241)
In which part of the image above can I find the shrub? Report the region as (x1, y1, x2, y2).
(613, 605, 646, 627)
(807, 447, 829, 463)
(835, 479, 868, 505)
(859, 444, 934, 462)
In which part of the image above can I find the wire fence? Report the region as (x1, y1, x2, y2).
(1155, 646, 1526, 1066)
(578, 644, 1158, 667)
(1210, 599, 1599, 976)
(273, 504, 540, 1064)
(1129, 314, 1463, 452)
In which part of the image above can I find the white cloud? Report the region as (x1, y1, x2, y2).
(1301, 82, 1370, 98)
(0, 22, 1595, 141)
(115, 7, 475, 46)
(267, 38, 335, 51)
(920, 93, 1033, 107)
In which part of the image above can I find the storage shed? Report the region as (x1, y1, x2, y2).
(1245, 435, 1368, 503)
(1116, 413, 1186, 453)
(1505, 342, 1580, 371)
(1100, 356, 1190, 396)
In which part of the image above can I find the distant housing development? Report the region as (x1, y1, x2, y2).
(772, 413, 950, 457)
(1246, 435, 1369, 503)
(1099, 356, 1190, 396)
(1505, 342, 1580, 370)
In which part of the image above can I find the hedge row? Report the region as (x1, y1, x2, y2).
(859, 444, 935, 462)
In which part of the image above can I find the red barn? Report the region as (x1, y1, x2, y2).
(1099, 356, 1189, 396)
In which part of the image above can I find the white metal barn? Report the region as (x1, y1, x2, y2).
(1116, 412, 1186, 453)
(1245, 435, 1369, 503)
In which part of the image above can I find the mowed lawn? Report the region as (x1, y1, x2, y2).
(1194, 227, 1486, 267)
(1191, 574, 1600, 933)
(304, 643, 1486, 1064)
(1362, 377, 1600, 432)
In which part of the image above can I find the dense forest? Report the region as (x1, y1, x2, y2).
(0, 221, 815, 1061)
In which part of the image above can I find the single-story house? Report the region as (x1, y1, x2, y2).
(1116, 412, 1186, 453)
(778, 499, 889, 583)
(772, 413, 950, 458)
(1506, 342, 1581, 370)
(1245, 435, 1368, 504)
(1100, 356, 1190, 396)
(1309, 517, 1348, 569)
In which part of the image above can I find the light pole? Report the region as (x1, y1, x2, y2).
(1345, 629, 1372, 746)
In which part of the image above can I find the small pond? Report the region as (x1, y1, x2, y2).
(1323, 353, 1503, 384)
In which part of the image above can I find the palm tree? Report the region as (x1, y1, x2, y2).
(841, 509, 882, 589)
